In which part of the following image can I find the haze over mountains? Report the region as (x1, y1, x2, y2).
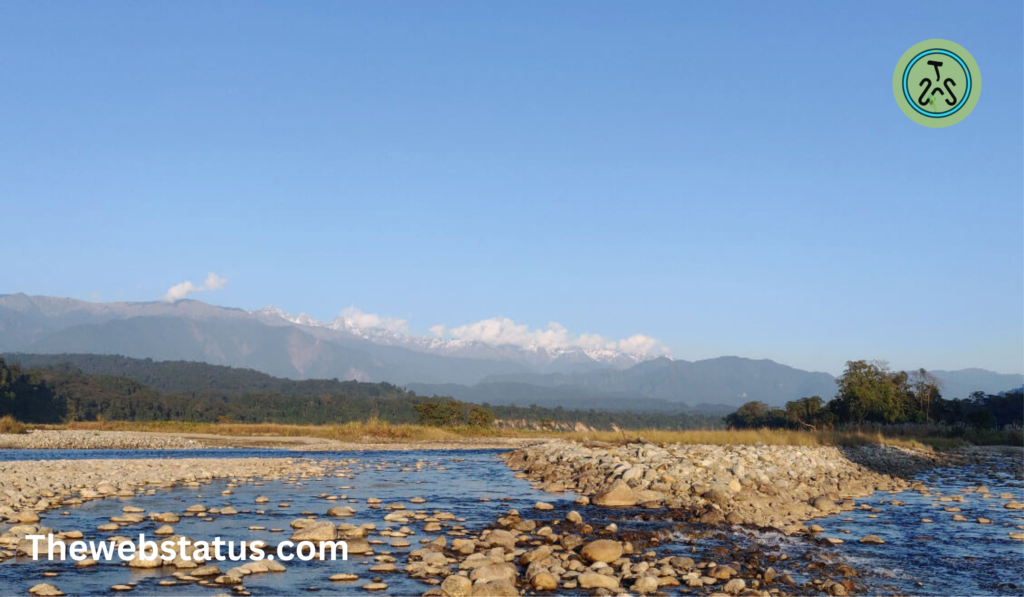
(2, 293, 1020, 409)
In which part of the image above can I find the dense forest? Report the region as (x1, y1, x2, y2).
(4, 354, 1013, 434)
(726, 360, 1023, 432)
(0, 354, 723, 429)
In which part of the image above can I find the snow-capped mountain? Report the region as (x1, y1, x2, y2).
(252, 305, 666, 370)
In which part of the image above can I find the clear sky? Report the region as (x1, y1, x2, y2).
(2, 1, 1021, 375)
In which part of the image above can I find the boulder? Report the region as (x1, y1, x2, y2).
(578, 572, 620, 589)
(531, 572, 558, 590)
(469, 563, 516, 585)
(470, 580, 517, 597)
(592, 481, 637, 507)
(290, 521, 337, 542)
(440, 575, 472, 597)
(580, 539, 623, 563)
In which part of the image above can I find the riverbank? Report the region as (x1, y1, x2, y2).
(5, 421, 1002, 451)
(0, 429, 540, 451)
(503, 439, 971, 529)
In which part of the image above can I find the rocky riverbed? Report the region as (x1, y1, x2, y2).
(0, 446, 1020, 596)
(0, 430, 538, 452)
(502, 440, 954, 529)
(0, 456, 303, 523)
(0, 431, 210, 451)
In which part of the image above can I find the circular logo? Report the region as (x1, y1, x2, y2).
(893, 39, 981, 127)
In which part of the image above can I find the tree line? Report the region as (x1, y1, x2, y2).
(725, 360, 1023, 431)
(0, 355, 721, 430)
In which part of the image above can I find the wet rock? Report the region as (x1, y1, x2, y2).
(859, 535, 885, 544)
(470, 580, 516, 597)
(578, 572, 619, 589)
(469, 563, 516, 584)
(290, 521, 337, 542)
(440, 575, 472, 597)
(28, 584, 63, 596)
(591, 481, 637, 507)
(531, 572, 558, 590)
(580, 539, 623, 563)
(632, 575, 658, 594)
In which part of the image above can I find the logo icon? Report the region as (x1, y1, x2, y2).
(893, 39, 981, 128)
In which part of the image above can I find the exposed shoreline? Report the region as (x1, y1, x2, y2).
(503, 439, 965, 529)
(0, 429, 542, 452)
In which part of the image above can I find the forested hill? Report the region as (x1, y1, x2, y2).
(3, 352, 404, 397)
(0, 354, 725, 430)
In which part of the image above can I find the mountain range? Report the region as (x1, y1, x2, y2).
(2, 293, 1020, 408)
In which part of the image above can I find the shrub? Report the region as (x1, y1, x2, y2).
(0, 415, 28, 434)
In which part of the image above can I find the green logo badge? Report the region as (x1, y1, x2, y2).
(893, 39, 981, 128)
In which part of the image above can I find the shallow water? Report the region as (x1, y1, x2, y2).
(0, 448, 1021, 596)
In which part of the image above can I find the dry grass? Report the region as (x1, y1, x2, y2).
(0, 415, 29, 435)
(50, 419, 507, 443)
(40, 420, 965, 450)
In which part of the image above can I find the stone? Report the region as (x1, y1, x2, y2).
(632, 575, 658, 594)
(330, 574, 359, 582)
(724, 578, 746, 595)
(362, 583, 388, 591)
(327, 506, 356, 517)
(669, 556, 695, 571)
(531, 572, 558, 590)
(859, 535, 885, 544)
(346, 538, 374, 555)
(290, 521, 337, 542)
(469, 563, 516, 585)
(534, 502, 554, 511)
(580, 539, 623, 563)
(441, 575, 472, 597)
(592, 481, 637, 507)
(480, 529, 516, 551)
(578, 572, 619, 589)
(470, 580, 517, 597)
(812, 495, 837, 511)
(28, 584, 64, 596)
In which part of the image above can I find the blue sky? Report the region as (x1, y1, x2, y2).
(2, 1, 1021, 375)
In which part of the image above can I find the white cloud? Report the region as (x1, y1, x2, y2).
(429, 324, 447, 338)
(339, 306, 409, 334)
(161, 272, 228, 302)
(204, 272, 227, 291)
(439, 316, 669, 357)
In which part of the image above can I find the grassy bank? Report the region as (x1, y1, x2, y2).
(22, 420, 1017, 450)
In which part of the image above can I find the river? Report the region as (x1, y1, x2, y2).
(0, 448, 1020, 596)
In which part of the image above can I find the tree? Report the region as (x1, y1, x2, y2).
(725, 401, 772, 428)
(910, 368, 942, 423)
(785, 396, 833, 430)
(413, 399, 467, 427)
(467, 405, 495, 428)
(830, 360, 909, 425)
